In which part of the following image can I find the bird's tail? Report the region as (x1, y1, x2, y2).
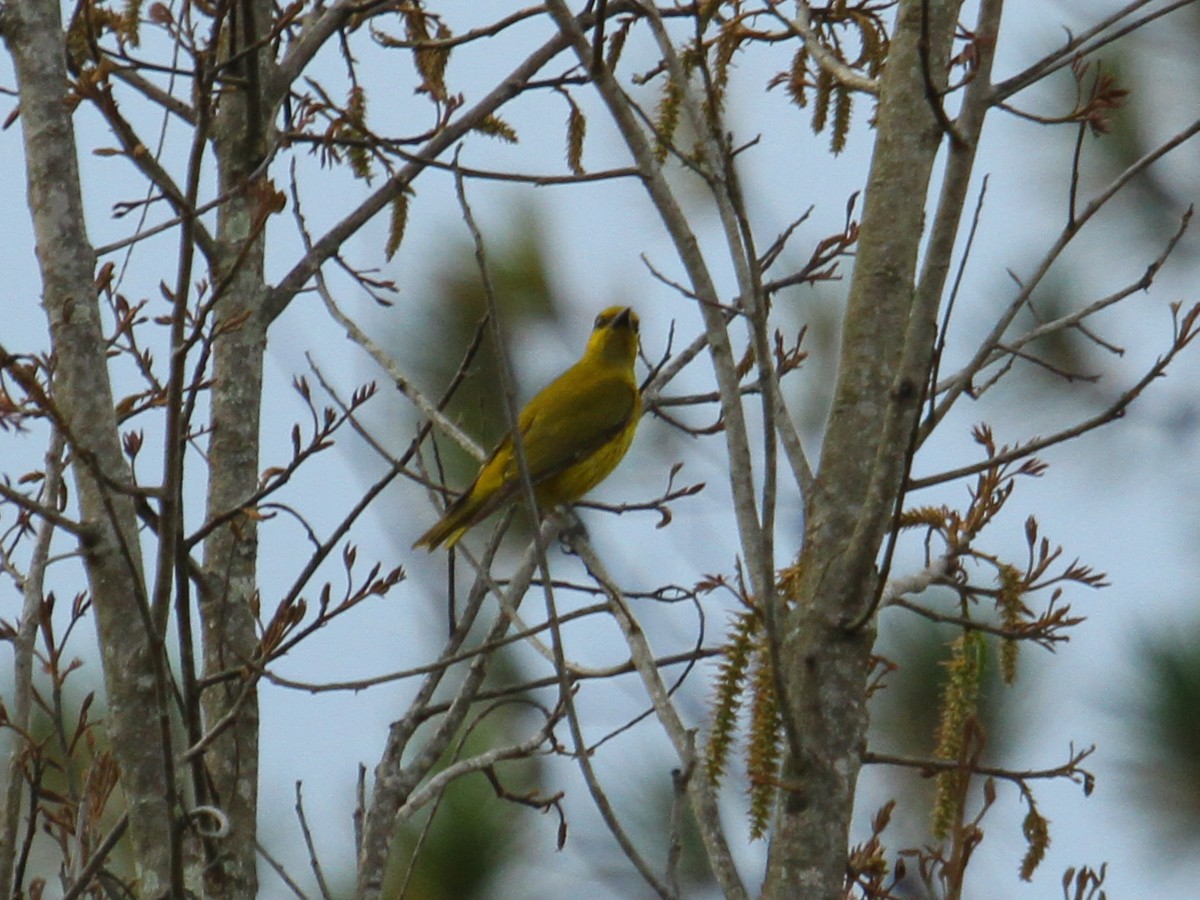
(412, 502, 471, 551)
(413, 476, 523, 551)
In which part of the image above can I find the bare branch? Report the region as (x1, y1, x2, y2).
(992, 0, 1193, 102)
(0, 430, 66, 897)
(267, 24, 583, 322)
(926, 116, 1200, 438)
(571, 533, 749, 900)
(394, 717, 557, 826)
(913, 303, 1200, 489)
(768, 1, 880, 95)
(355, 519, 556, 899)
(865, 744, 1096, 793)
(295, 783, 334, 900)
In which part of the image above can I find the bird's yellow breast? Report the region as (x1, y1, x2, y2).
(531, 387, 642, 507)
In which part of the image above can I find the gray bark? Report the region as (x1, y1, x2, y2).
(2, 0, 177, 894)
(196, 2, 276, 894)
(763, 2, 964, 897)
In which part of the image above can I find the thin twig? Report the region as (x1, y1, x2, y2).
(393, 717, 558, 825)
(767, 1, 880, 94)
(266, 19, 592, 323)
(992, 0, 1192, 102)
(925, 116, 1200, 439)
(864, 745, 1095, 790)
(927, 175, 990, 424)
(59, 815, 130, 900)
(912, 318, 1199, 489)
(257, 839, 311, 900)
(355, 520, 556, 898)
(1, 430, 66, 898)
(0, 479, 86, 536)
(294, 783, 334, 900)
(571, 532, 749, 900)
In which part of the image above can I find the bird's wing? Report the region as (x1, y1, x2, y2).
(448, 366, 636, 529)
(511, 367, 638, 483)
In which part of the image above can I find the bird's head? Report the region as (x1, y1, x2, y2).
(586, 305, 640, 367)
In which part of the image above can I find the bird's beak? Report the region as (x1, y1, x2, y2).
(613, 307, 632, 328)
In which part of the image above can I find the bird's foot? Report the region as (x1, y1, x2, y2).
(557, 510, 589, 554)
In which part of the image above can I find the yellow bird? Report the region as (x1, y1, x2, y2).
(414, 306, 642, 551)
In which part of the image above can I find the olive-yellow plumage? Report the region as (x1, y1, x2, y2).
(414, 306, 642, 551)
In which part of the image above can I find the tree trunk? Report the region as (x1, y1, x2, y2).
(197, 1, 275, 895)
(3, 0, 178, 894)
(763, 1, 964, 896)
